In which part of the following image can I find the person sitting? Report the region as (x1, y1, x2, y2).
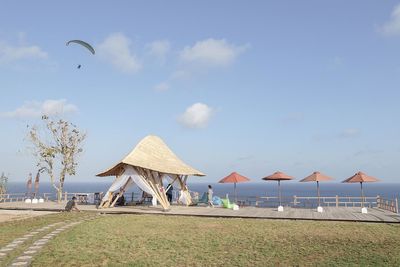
(65, 196, 80, 212)
(116, 194, 125, 206)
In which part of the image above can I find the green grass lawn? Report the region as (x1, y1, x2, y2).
(23, 214, 400, 267)
(0, 212, 88, 267)
(0, 212, 87, 247)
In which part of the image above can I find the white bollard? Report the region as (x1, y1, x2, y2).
(32, 198, 38, 204)
(25, 199, 32, 204)
(361, 207, 368, 214)
(39, 198, 44, 203)
(278, 205, 284, 212)
(317, 206, 324, 213)
(233, 204, 239, 211)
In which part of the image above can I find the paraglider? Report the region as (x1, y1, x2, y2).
(66, 40, 95, 54)
(66, 40, 95, 69)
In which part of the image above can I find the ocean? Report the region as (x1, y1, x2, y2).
(5, 181, 400, 200)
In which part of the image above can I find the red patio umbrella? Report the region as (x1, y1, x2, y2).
(342, 171, 379, 209)
(219, 172, 251, 202)
(300, 171, 334, 208)
(262, 171, 294, 207)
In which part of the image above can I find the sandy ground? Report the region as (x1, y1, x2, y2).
(0, 209, 55, 223)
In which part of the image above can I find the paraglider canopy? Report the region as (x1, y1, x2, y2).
(66, 40, 95, 55)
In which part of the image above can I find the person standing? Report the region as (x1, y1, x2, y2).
(166, 183, 173, 203)
(207, 185, 214, 208)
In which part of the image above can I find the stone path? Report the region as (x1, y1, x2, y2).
(0, 214, 98, 267)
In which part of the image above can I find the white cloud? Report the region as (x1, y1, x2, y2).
(147, 40, 170, 60)
(179, 38, 248, 66)
(338, 128, 360, 138)
(381, 4, 400, 35)
(1, 99, 78, 119)
(0, 41, 47, 63)
(98, 33, 141, 73)
(153, 82, 170, 92)
(178, 103, 214, 129)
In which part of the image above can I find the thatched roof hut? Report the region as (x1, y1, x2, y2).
(97, 135, 205, 210)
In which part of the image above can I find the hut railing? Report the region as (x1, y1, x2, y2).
(56, 192, 99, 204)
(377, 196, 399, 213)
(293, 196, 378, 208)
(0, 192, 101, 204)
(232, 195, 379, 208)
(1, 192, 394, 212)
(0, 193, 28, 202)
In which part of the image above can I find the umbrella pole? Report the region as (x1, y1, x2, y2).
(278, 180, 282, 206)
(317, 181, 320, 207)
(234, 182, 237, 203)
(360, 182, 364, 208)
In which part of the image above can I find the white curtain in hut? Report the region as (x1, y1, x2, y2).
(124, 166, 155, 196)
(102, 174, 134, 201)
(102, 165, 156, 202)
(179, 190, 190, 205)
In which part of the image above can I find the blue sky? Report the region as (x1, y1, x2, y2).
(1, 1, 400, 183)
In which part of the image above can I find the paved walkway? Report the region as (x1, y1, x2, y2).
(0, 202, 399, 223)
(0, 214, 98, 267)
(0, 210, 54, 223)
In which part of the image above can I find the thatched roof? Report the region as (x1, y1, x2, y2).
(97, 135, 205, 177)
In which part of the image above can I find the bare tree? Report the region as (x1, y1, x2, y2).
(28, 116, 86, 202)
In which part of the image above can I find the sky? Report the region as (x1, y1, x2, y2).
(0, 1, 400, 183)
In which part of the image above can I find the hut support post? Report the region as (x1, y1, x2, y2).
(135, 168, 168, 210)
(144, 169, 163, 207)
(110, 177, 131, 208)
(155, 172, 170, 210)
(99, 192, 113, 208)
(147, 169, 170, 210)
(148, 169, 170, 210)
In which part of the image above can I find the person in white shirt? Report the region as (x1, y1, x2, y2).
(207, 185, 214, 208)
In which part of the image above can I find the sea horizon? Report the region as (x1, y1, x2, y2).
(5, 181, 400, 200)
